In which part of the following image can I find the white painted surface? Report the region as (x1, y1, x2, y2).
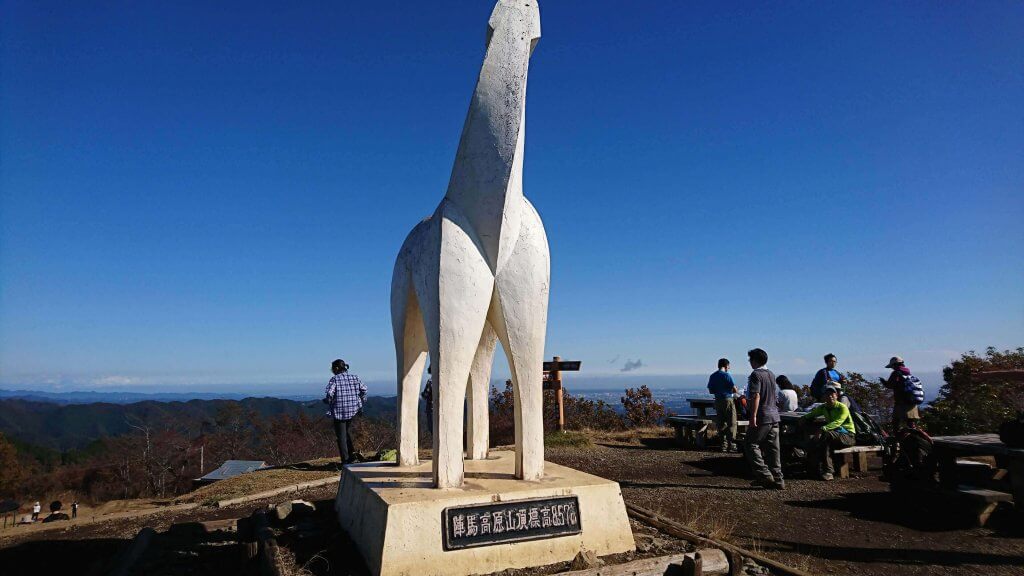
(335, 451, 635, 576)
(391, 0, 549, 488)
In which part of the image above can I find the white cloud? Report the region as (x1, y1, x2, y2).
(89, 375, 143, 387)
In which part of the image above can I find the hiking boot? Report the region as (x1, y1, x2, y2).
(770, 479, 786, 490)
(821, 473, 834, 481)
(749, 478, 772, 488)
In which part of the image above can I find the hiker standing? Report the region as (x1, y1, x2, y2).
(71, 501, 78, 519)
(882, 356, 923, 431)
(745, 348, 784, 489)
(811, 353, 848, 404)
(800, 385, 856, 480)
(707, 358, 738, 452)
(422, 366, 434, 436)
(323, 358, 367, 465)
(31, 502, 40, 521)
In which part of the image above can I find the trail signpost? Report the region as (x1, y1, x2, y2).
(543, 356, 581, 432)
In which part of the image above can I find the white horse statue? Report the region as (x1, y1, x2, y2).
(390, 0, 548, 489)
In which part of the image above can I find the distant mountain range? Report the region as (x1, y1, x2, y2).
(1, 371, 945, 452)
(0, 395, 397, 452)
(0, 389, 316, 404)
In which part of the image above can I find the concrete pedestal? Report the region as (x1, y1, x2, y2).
(335, 450, 634, 576)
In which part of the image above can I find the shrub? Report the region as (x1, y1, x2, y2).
(490, 381, 625, 446)
(351, 416, 398, 456)
(489, 381, 517, 446)
(923, 347, 1024, 435)
(796, 385, 815, 409)
(559, 390, 625, 432)
(842, 371, 893, 420)
(621, 385, 665, 427)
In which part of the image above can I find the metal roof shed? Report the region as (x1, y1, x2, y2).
(194, 460, 267, 485)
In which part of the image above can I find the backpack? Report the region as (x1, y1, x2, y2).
(901, 374, 925, 405)
(734, 395, 748, 419)
(883, 426, 935, 483)
(851, 410, 886, 447)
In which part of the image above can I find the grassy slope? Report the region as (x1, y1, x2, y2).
(176, 459, 341, 505)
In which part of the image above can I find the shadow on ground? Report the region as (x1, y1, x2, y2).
(275, 498, 369, 576)
(789, 490, 1024, 535)
(0, 537, 128, 576)
(754, 535, 1024, 569)
(686, 455, 752, 479)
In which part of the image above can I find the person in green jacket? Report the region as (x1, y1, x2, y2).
(801, 385, 856, 480)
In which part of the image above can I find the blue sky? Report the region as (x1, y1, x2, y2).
(1, 1, 1021, 394)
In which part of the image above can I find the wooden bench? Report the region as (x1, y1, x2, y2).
(667, 416, 713, 448)
(954, 459, 1009, 486)
(667, 416, 748, 449)
(830, 445, 883, 479)
(949, 485, 1014, 526)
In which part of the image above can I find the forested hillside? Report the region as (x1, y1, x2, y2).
(0, 395, 399, 502)
(0, 396, 397, 451)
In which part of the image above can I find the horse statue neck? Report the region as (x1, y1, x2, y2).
(444, 0, 541, 272)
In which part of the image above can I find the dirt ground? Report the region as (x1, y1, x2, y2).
(547, 432, 1024, 576)
(3, 434, 1023, 575)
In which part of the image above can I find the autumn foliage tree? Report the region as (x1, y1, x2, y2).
(559, 391, 624, 431)
(923, 347, 1024, 435)
(620, 385, 665, 427)
(0, 433, 30, 498)
(842, 371, 894, 420)
(0, 405, 399, 503)
(490, 381, 625, 445)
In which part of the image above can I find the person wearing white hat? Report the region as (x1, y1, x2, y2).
(800, 386, 856, 480)
(882, 356, 921, 431)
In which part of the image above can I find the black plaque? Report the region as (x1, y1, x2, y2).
(442, 496, 582, 550)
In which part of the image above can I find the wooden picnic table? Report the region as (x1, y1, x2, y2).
(668, 399, 747, 449)
(930, 433, 1024, 525)
(932, 434, 1024, 493)
(686, 397, 716, 418)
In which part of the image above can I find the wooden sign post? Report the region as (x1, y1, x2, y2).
(543, 356, 581, 432)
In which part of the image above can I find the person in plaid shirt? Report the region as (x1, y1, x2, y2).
(323, 359, 366, 464)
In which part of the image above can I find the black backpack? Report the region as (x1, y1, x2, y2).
(883, 427, 935, 483)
